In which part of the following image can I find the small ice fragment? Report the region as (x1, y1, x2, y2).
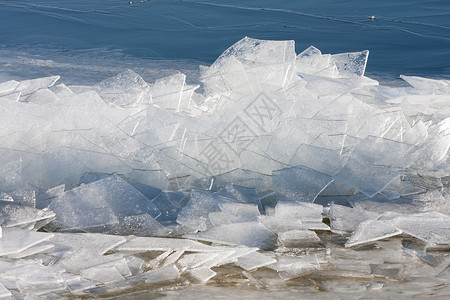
(272, 165, 333, 202)
(329, 203, 379, 234)
(176, 190, 232, 231)
(0, 202, 55, 228)
(236, 251, 276, 271)
(0, 227, 53, 256)
(94, 69, 149, 107)
(188, 267, 217, 283)
(80, 265, 125, 284)
(143, 265, 180, 284)
(178, 252, 220, 270)
(278, 230, 323, 248)
(289, 144, 343, 177)
(184, 222, 277, 250)
(345, 218, 402, 248)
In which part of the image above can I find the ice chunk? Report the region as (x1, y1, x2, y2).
(80, 265, 125, 284)
(209, 203, 260, 227)
(184, 222, 277, 250)
(289, 144, 343, 177)
(271, 255, 320, 279)
(176, 190, 232, 231)
(150, 72, 199, 113)
(115, 236, 221, 253)
(120, 214, 170, 236)
(329, 203, 379, 234)
(56, 248, 124, 274)
(331, 50, 369, 77)
(0, 80, 19, 97)
(49, 83, 75, 98)
(236, 251, 276, 270)
(6, 243, 54, 259)
(0, 227, 53, 256)
(278, 230, 323, 248)
(143, 265, 180, 284)
(400, 75, 448, 91)
(201, 37, 296, 97)
(296, 46, 337, 77)
(50, 232, 126, 255)
(94, 69, 149, 107)
(345, 217, 403, 248)
(335, 136, 414, 197)
(23, 88, 58, 104)
(47, 174, 161, 232)
(178, 252, 221, 270)
(0, 202, 55, 228)
(14, 75, 60, 96)
(188, 267, 217, 283)
(259, 201, 329, 233)
(272, 165, 333, 202)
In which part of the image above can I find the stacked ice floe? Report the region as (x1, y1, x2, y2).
(0, 37, 449, 298)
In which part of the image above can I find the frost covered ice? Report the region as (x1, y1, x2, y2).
(0, 37, 449, 298)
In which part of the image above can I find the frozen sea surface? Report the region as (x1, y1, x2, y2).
(0, 1, 449, 299)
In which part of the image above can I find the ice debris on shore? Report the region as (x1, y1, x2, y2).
(0, 37, 449, 298)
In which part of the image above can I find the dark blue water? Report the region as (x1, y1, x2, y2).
(0, 0, 449, 79)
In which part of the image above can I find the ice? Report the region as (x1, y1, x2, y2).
(236, 251, 276, 271)
(176, 190, 232, 231)
(0, 202, 55, 228)
(14, 75, 60, 96)
(259, 201, 329, 233)
(400, 75, 449, 92)
(184, 222, 277, 250)
(150, 72, 199, 114)
(143, 265, 180, 284)
(94, 69, 150, 107)
(272, 165, 333, 203)
(188, 267, 217, 283)
(329, 203, 379, 234)
(335, 136, 414, 197)
(0, 37, 450, 298)
(0, 80, 19, 96)
(47, 174, 161, 232)
(209, 203, 260, 227)
(115, 236, 221, 253)
(0, 228, 53, 256)
(330, 50, 369, 77)
(278, 230, 323, 248)
(0, 282, 11, 299)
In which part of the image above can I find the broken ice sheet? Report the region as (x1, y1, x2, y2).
(330, 50, 369, 78)
(0, 227, 53, 256)
(278, 230, 323, 248)
(335, 136, 415, 198)
(176, 190, 233, 231)
(0, 202, 55, 228)
(47, 174, 161, 232)
(201, 37, 296, 97)
(329, 203, 379, 234)
(272, 165, 333, 203)
(143, 265, 180, 284)
(184, 222, 277, 250)
(209, 203, 261, 227)
(150, 72, 199, 114)
(115, 236, 221, 253)
(188, 267, 217, 283)
(289, 144, 344, 177)
(236, 251, 276, 271)
(94, 69, 150, 107)
(14, 75, 60, 96)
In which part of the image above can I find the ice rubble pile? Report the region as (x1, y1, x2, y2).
(0, 37, 449, 297)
